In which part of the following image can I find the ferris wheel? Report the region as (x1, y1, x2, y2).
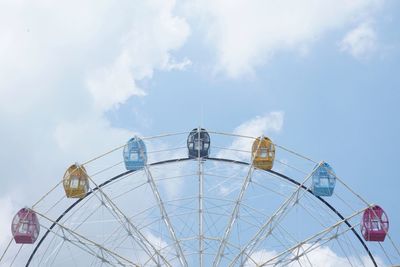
(1, 128, 399, 266)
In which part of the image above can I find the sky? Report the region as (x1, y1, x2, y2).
(1, 0, 400, 266)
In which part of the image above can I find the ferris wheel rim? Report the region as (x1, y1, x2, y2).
(25, 157, 377, 267)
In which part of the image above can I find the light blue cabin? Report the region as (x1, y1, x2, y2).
(311, 162, 336, 197)
(123, 137, 147, 171)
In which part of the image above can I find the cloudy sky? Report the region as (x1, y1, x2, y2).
(1, 0, 400, 266)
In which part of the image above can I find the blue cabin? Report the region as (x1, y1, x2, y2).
(311, 162, 336, 197)
(123, 137, 147, 171)
(187, 128, 210, 159)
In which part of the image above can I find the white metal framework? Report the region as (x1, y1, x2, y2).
(1, 130, 399, 267)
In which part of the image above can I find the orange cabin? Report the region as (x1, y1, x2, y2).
(252, 136, 275, 170)
(63, 164, 89, 199)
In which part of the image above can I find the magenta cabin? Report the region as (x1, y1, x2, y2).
(361, 205, 389, 242)
(11, 208, 40, 244)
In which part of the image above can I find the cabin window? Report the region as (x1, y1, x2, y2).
(19, 223, 28, 234)
(70, 177, 79, 188)
(260, 148, 268, 158)
(130, 153, 139, 161)
(319, 177, 329, 186)
(371, 218, 381, 230)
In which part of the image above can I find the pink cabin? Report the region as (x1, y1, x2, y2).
(11, 208, 40, 244)
(361, 205, 389, 242)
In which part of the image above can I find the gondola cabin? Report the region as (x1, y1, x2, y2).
(252, 136, 275, 170)
(123, 137, 147, 171)
(187, 128, 210, 159)
(311, 162, 336, 197)
(63, 164, 89, 199)
(361, 205, 389, 242)
(11, 208, 40, 244)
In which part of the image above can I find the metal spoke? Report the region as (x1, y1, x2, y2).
(144, 166, 188, 267)
(199, 159, 204, 267)
(87, 175, 172, 266)
(258, 208, 366, 266)
(196, 128, 205, 267)
(212, 165, 255, 267)
(228, 164, 320, 266)
(33, 210, 138, 266)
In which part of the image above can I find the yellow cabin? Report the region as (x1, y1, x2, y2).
(63, 164, 89, 198)
(252, 136, 275, 170)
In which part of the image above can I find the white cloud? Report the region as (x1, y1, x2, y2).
(339, 22, 377, 60)
(87, 0, 190, 111)
(233, 112, 284, 137)
(87, 53, 147, 112)
(0, 196, 15, 247)
(0, 0, 190, 191)
(0, 1, 190, 262)
(187, 0, 382, 77)
(217, 112, 284, 161)
(246, 244, 385, 267)
(245, 249, 279, 267)
(53, 115, 133, 160)
(162, 57, 192, 71)
(0, 0, 190, 113)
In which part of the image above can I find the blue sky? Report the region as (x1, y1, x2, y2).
(0, 0, 399, 265)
